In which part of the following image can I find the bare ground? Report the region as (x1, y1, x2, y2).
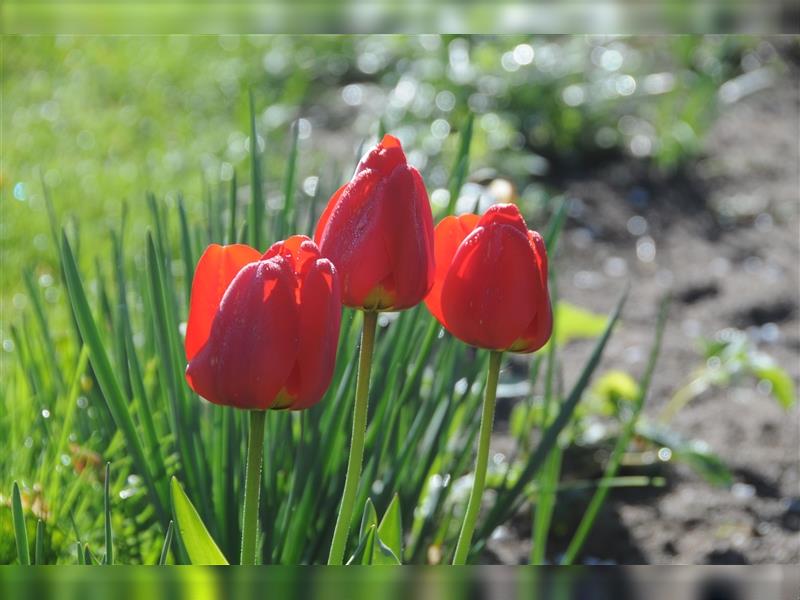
(486, 57, 800, 564)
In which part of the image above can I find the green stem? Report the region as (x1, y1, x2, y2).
(240, 409, 266, 565)
(328, 310, 378, 565)
(452, 350, 503, 565)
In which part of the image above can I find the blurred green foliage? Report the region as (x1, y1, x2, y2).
(3, 35, 785, 334)
(0, 35, 792, 566)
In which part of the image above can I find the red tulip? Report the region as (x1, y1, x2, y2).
(424, 203, 552, 353)
(184, 235, 342, 410)
(314, 134, 435, 311)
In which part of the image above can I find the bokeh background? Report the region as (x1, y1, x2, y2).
(2, 35, 799, 564)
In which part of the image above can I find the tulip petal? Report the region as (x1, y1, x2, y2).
(478, 203, 530, 235)
(313, 184, 346, 247)
(356, 134, 405, 177)
(186, 257, 300, 410)
(285, 258, 342, 410)
(184, 243, 262, 362)
(529, 230, 548, 286)
(510, 298, 553, 353)
(440, 222, 539, 350)
(263, 234, 321, 279)
(378, 166, 436, 310)
(315, 169, 392, 307)
(424, 213, 479, 328)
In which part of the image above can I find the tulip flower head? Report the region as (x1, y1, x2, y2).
(185, 235, 341, 410)
(425, 203, 552, 353)
(314, 134, 435, 311)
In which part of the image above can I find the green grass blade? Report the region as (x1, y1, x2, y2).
(360, 498, 378, 540)
(476, 286, 630, 547)
(248, 89, 264, 249)
(12, 482, 30, 565)
(103, 462, 113, 565)
(22, 270, 63, 392)
(530, 274, 561, 565)
(145, 231, 204, 503)
(35, 520, 44, 565)
(170, 477, 228, 565)
(346, 525, 376, 566)
(530, 446, 562, 564)
(445, 112, 474, 216)
(227, 170, 238, 244)
(178, 196, 196, 305)
(280, 120, 300, 239)
(159, 521, 175, 565)
(543, 197, 569, 253)
(561, 295, 670, 565)
(377, 494, 403, 561)
(59, 231, 167, 522)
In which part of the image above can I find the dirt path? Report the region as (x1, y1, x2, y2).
(488, 55, 799, 564)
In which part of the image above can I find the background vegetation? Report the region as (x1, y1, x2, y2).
(2, 35, 796, 565)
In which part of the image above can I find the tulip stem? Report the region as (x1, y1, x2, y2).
(328, 310, 378, 565)
(240, 409, 266, 565)
(453, 349, 503, 565)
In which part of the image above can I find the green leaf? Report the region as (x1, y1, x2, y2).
(279, 119, 300, 239)
(59, 231, 166, 522)
(549, 301, 608, 347)
(360, 498, 378, 540)
(35, 519, 44, 565)
(445, 112, 474, 216)
(371, 533, 401, 565)
(170, 477, 229, 565)
(12, 482, 30, 565)
(478, 287, 629, 545)
(346, 524, 376, 565)
(636, 421, 734, 487)
(159, 521, 175, 565)
(753, 364, 797, 410)
(593, 370, 641, 403)
(227, 170, 238, 244)
(248, 89, 264, 249)
(103, 462, 113, 565)
(561, 296, 670, 565)
(84, 544, 99, 566)
(377, 494, 403, 561)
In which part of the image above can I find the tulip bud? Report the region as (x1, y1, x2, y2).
(425, 203, 552, 353)
(314, 134, 435, 311)
(185, 236, 342, 410)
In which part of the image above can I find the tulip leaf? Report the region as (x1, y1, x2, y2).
(103, 462, 113, 565)
(372, 534, 402, 565)
(345, 522, 401, 566)
(446, 112, 475, 216)
(35, 519, 45, 565)
(84, 544, 100, 565)
(159, 521, 175, 565)
(12, 482, 30, 565)
(477, 287, 629, 546)
(170, 477, 229, 565)
(347, 524, 376, 565)
(59, 231, 166, 522)
(753, 364, 796, 410)
(248, 89, 264, 249)
(360, 498, 378, 540)
(377, 494, 403, 562)
(551, 301, 609, 347)
(636, 421, 734, 488)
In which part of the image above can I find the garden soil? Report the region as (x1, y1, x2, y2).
(485, 59, 799, 565)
